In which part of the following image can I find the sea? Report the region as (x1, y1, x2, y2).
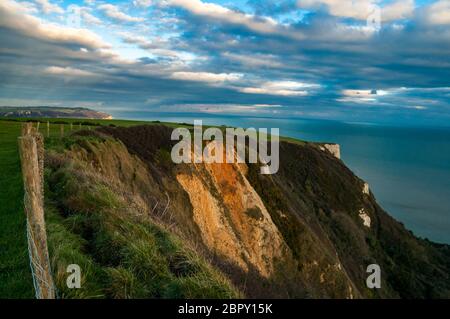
(113, 111, 450, 244)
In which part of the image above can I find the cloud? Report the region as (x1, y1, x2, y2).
(98, 4, 144, 22)
(298, 0, 375, 20)
(424, 0, 450, 25)
(239, 81, 319, 96)
(133, 0, 153, 7)
(152, 103, 283, 114)
(338, 89, 391, 103)
(120, 33, 172, 53)
(382, 0, 415, 22)
(18, 1, 39, 13)
(406, 105, 428, 110)
(170, 71, 243, 83)
(119, 32, 196, 63)
(342, 89, 383, 97)
(164, 0, 304, 39)
(1, 0, 450, 126)
(0, 1, 109, 49)
(222, 52, 282, 68)
(297, 0, 414, 22)
(81, 9, 103, 25)
(44, 66, 96, 77)
(34, 0, 64, 14)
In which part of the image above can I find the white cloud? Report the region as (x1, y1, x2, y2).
(18, 1, 39, 13)
(338, 89, 390, 103)
(133, 0, 153, 7)
(44, 66, 96, 77)
(298, 0, 375, 20)
(119, 32, 196, 63)
(424, 0, 450, 25)
(0, 0, 109, 49)
(81, 10, 103, 25)
(382, 0, 414, 22)
(222, 52, 282, 68)
(98, 4, 144, 22)
(297, 0, 414, 22)
(152, 103, 282, 114)
(164, 0, 303, 39)
(342, 89, 377, 97)
(34, 0, 64, 14)
(119, 33, 156, 49)
(406, 105, 428, 110)
(239, 81, 319, 96)
(171, 71, 243, 83)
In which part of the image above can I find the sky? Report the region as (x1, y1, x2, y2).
(0, 0, 449, 126)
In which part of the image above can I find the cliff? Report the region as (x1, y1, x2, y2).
(43, 124, 450, 298)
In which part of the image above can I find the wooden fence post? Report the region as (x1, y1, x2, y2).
(47, 121, 50, 138)
(18, 124, 56, 299)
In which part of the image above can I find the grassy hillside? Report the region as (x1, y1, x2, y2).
(0, 119, 170, 298)
(44, 152, 240, 298)
(0, 119, 81, 297)
(0, 118, 240, 298)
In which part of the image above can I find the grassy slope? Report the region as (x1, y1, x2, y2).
(0, 121, 33, 298)
(0, 118, 244, 298)
(0, 117, 320, 299)
(44, 133, 240, 298)
(0, 119, 139, 298)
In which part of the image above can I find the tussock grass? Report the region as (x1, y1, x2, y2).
(45, 155, 240, 299)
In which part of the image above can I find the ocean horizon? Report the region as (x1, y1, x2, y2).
(112, 111, 450, 244)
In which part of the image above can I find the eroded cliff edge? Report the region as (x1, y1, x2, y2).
(44, 125, 450, 298)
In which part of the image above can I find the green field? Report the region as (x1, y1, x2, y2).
(0, 121, 33, 298)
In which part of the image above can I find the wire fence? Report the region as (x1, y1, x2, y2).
(18, 123, 56, 299)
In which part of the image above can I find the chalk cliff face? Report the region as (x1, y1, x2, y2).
(45, 125, 450, 299)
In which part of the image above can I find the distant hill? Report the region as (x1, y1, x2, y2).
(0, 107, 112, 119)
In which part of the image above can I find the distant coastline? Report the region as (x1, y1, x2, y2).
(0, 106, 112, 120)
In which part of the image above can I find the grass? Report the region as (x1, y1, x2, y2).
(0, 117, 189, 129)
(0, 119, 140, 298)
(45, 155, 240, 298)
(0, 117, 307, 144)
(0, 121, 33, 298)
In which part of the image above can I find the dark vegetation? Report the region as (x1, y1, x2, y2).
(246, 141, 450, 298)
(97, 125, 176, 165)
